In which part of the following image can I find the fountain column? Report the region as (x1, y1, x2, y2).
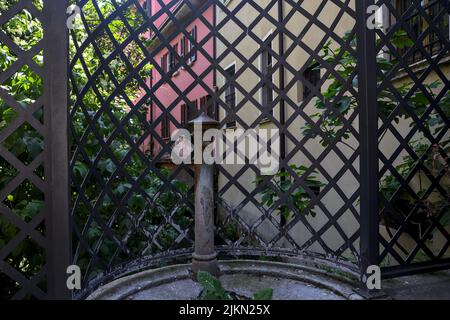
(189, 112, 220, 277)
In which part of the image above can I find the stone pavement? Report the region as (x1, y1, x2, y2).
(382, 270, 450, 300)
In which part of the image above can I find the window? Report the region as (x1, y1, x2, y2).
(180, 36, 186, 58)
(188, 26, 198, 65)
(224, 65, 236, 128)
(301, 65, 321, 101)
(394, 0, 449, 64)
(180, 28, 197, 67)
(181, 103, 188, 126)
(170, 44, 179, 73)
(181, 101, 197, 126)
(188, 100, 198, 122)
(161, 114, 170, 139)
(161, 53, 169, 73)
(200, 95, 216, 120)
(168, 51, 174, 73)
(143, 0, 151, 17)
(261, 38, 273, 117)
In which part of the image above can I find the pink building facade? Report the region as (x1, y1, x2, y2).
(142, 0, 216, 157)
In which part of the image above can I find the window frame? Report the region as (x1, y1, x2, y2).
(387, 0, 450, 64)
(259, 30, 275, 120)
(187, 26, 198, 65)
(223, 63, 237, 128)
(301, 64, 321, 102)
(187, 100, 198, 123)
(161, 113, 170, 139)
(181, 103, 188, 127)
(200, 94, 216, 120)
(161, 53, 169, 74)
(171, 43, 179, 75)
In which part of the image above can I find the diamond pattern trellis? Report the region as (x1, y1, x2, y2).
(213, 0, 360, 261)
(1, 0, 447, 300)
(374, 0, 450, 277)
(69, 0, 364, 299)
(0, 0, 47, 299)
(69, 0, 198, 296)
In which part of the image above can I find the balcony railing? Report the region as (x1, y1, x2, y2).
(397, 0, 449, 64)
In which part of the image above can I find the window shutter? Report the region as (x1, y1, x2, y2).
(225, 65, 236, 128)
(204, 95, 215, 120)
(162, 114, 169, 139)
(200, 96, 205, 110)
(167, 52, 171, 73)
(174, 44, 179, 69)
(192, 26, 197, 62)
(185, 35, 189, 57)
(181, 104, 187, 126)
(188, 31, 192, 63)
(303, 65, 321, 100)
(188, 100, 197, 122)
(189, 29, 194, 52)
(180, 37, 185, 57)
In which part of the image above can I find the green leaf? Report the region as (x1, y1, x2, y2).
(336, 96, 352, 114)
(261, 192, 274, 206)
(2, 107, 17, 123)
(24, 136, 43, 158)
(197, 271, 230, 300)
(86, 226, 102, 242)
(391, 30, 414, 49)
(74, 161, 88, 178)
(253, 288, 273, 300)
(16, 200, 44, 220)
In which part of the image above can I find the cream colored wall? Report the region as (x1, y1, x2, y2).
(215, 0, 359, 256)
(381, 63, 450, 171)
(216, 0, 282, 246)
(215, 0, 449, 260)
(379, 62, 450, 263)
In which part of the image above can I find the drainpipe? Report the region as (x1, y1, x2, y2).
(189, 112, 221, 277)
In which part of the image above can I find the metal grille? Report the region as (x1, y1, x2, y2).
(0, 0, 46, 299)
(0, 0, 449, 300)
(394, 0, 449, 65)
(0, 0, 70, 300)
(67, 0, 364, 298)
(69, 0, 197, 295)
(375, 0, 450, 277)
(213, 0, 361, 262)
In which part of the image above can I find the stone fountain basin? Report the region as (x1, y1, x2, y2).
(88, 260, 363, 300)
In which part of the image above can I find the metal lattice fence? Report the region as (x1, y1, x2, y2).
(0, 0, 70, 299)
(375, 0, 450, 277)
(0, 0, 449, 299)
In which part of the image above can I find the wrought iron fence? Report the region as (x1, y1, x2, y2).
(393, 0, 449, 65)
(0, 0, 449, 300)
(376, 0, 450, 278)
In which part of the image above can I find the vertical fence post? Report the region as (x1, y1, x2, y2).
(44, 0, 71, 299)
(356, 0, 380, 291)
